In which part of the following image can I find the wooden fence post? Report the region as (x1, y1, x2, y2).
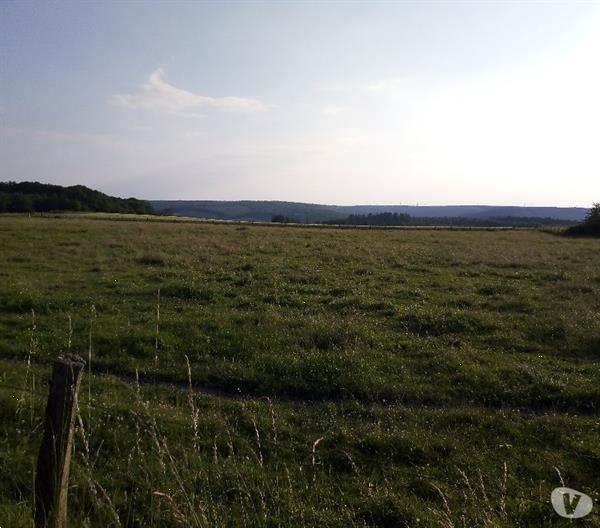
(34, 354, 85, 528)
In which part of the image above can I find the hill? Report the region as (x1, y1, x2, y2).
(151, 200, 588, 223)
(0, 181, 154, 214)
(151, 199, 344, 222)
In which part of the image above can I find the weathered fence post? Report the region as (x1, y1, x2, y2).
(34, 354, 85, 528)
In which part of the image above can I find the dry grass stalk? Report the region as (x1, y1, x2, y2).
(499, 462, 508, 521)
(88, 304, 96, 429)
(311, 436, 324, 483)
(67, 313, 72, 351)
(554, 466, 565, 487)
(154, 288, 160, 365)
(428, 482, 455, 528)
(185, 355, 200, 450)
(76, 403, 122, 527)
(158, 436, 208, 528)
(19, 309, 37, 421)
(252, 416, 264, 467)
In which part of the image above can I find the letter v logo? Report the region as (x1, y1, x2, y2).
(551, 487, 593, 519)
(563, 492, 581, 515)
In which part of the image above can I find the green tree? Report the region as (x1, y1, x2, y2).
(566, 203, 600, 237)
(271, 215, 297, 224)
(585, 203, 600, 224)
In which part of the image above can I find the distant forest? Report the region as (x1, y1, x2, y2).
(152, 200, 588, 223)
(322, 212, 575, 228)
(0, 182, 154, 214)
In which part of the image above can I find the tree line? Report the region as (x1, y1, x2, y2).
(320, 212, 574, 228)
(0, 181, 154, 214)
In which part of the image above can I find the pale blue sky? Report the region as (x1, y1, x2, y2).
(1, 1, 599, 205)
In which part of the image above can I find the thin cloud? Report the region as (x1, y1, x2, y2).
(364, 77, 417, 96)
(320, 76, 417, 96)
(110, 68, 267, 117)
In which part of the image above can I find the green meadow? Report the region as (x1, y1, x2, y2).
(1, 214, 599, 527)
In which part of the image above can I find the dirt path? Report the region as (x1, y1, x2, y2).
(1, 355, 597, 417)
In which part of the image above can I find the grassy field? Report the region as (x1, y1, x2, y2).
(0, 214, 599, 526)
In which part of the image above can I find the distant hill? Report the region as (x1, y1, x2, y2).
(151, 200, 343, 222)
(0, 182, 154, 214)
(151, 200, 588, 223)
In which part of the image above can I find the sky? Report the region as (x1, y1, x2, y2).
(1, 1, 600, 206)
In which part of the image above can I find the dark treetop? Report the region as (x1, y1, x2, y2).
(0, 182, 154, 214)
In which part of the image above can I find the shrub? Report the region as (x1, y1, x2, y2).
(271, 215, 298, 224)
(565, 203, 600, 237)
